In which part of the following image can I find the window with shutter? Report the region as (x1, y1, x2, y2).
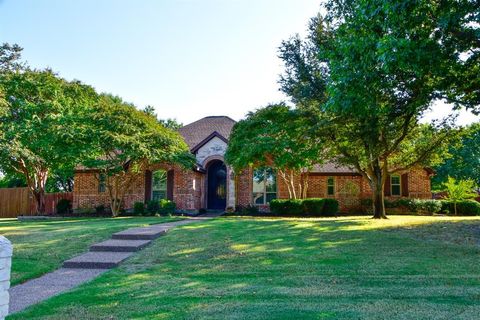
(401, 173, 409, 197)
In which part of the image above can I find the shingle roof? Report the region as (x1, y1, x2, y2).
(310, 162, 358, 174)
(178, 116, 236, 150)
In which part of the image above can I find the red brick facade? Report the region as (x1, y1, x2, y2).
(233, 166, 432, 212)
(72, 116, 433, 213)
(73, 164, 432, 213)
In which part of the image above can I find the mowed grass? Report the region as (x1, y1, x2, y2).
(9, 216, 480, 320)
(0, 216, 181, 285)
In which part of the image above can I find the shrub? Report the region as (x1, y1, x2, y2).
(441, 200, 480, 216)
(235, 204, 259, 216)
(146, 200, 160, 215)
(75, 207, 95, 215)
(133, 202, 145, 215)
(158, 199, 176, 216)
(322, 198, 339, 216)
(270, 199, 303, 216)
(302, 198, 325, 216)
(199, 208, 207, 214)
(95, 204, 106, 215)
(394, 198, 414, 210)
(384, 199, 398, 208)
(417, 199, 442, 214)
(56, 198, 71, 215)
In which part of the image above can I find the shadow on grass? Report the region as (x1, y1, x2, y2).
(8, 216, 480, 320)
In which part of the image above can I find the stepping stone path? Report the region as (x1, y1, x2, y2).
(8, 216, 218, 315)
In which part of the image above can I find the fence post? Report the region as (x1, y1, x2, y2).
(0, 236, 12, 320)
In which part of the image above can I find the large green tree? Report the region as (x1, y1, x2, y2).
(279, 0, 474, 218)
(433, 122, 480, 189)
(84, 95, 194, 216)
(0, 68, 98, 214)
(225, 103, 325, 199)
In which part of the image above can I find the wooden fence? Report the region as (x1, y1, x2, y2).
(0, 188, 73, 218)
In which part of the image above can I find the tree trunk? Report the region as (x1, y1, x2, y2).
(370, 165, 387, 219)
(372, 184, 387, 219)
(32, 189, 46, 215)
(302, 171, 309, 199)
(278, 170, 292, 199)
(29, 169, 48, 215)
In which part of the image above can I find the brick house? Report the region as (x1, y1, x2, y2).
(73, 116, 434, 212)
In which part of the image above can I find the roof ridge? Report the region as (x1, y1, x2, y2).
(180, 116, 236, 129)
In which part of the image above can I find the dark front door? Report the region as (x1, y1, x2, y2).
(207, 161, 227, 210)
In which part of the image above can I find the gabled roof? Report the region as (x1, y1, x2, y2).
(191, 131, 229, 153)
(178, 116, 236, 151)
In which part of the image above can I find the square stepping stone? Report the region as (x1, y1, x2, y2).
(111, 227, 168, 240)
(90, 239, 151, 252)
(63, 252, 133, 269)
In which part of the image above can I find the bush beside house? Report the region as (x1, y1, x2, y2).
(270, 198, 339, 217)
(144, 200, 176, 216)
(360, 198, 480, 216)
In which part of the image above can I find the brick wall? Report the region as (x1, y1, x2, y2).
(173, 169, 204, 211)
(73, 164, 205, 212)
(74, 164, 432, 213)
(236, 168, 252, 208)
(0, 236, 12, 320)
(73, 171, 144, 210)
(275, 167, 431, 212)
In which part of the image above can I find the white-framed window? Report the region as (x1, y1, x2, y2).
(327, 177, 335, 196)
(252, 168, 277, 205)
(152, 170, 167, 201)
(391, 175, 401, 196)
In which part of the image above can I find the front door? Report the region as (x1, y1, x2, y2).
(207, 161, 227, 210)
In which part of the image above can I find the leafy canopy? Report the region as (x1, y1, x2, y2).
(278, 0, 473, 217)
(433, 122, 480, 189)
(84, 94, 194, 173)
(225, 103, 324, 173)
(443, 176, 478, 215)
(0, 68, 98, 181)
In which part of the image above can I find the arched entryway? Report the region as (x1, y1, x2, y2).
(206, 160, 227, 210)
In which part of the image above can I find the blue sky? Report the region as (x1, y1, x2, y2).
(0, 0, 478, 125)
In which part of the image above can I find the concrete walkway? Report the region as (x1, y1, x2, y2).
(8, 215, 218, 314)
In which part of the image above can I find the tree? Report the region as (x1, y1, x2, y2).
(443, 177, 477, 215)
(85, 95, 194, 216)
(279, 0, 473, 218)
(0, 69, 98, 214)
(0, 174, 26, 188)
(433, 123, 480, 189)
(0, 43, 24, 71)
(225, 103, 325, 199)
(158, 118, 183, 130)
(143, 105, 183, 130)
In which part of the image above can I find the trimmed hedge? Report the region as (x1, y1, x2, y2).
(440, 200, 480, 216)
(302, 198, 325, 216)
(323, 199, 339, 216)
(270, 199, 303, 216)
(270, 198, 338, 217)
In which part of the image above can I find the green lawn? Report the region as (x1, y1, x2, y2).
(0, 216, 181, 285)
(8, 216, 480, 319)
